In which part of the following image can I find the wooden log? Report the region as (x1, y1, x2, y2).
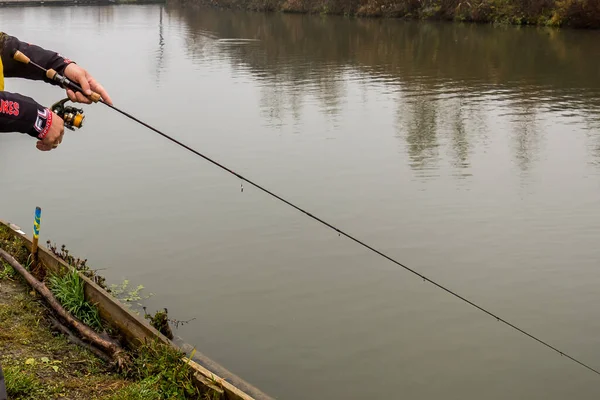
(0, 249, 130, 369)
(47, 315, 112, 364)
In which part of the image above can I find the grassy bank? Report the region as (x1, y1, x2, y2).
(0, 273, 131, 399)
(171, 0, 600, 28)
(0, 224, 222, 399)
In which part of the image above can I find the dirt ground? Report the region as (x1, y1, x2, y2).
(0, 271, 135, 400)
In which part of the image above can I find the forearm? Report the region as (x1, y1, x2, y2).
(0, 91, 51, 139)
(0, 32, 73, 85)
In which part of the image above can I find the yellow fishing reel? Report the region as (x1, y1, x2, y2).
(51, 98, 85, 131)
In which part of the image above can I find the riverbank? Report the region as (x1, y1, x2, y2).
(0, 274, 135, 399)
(0, 219, 272, 400)
(169, 0, 600, 28)
(0, 224, 205, 399)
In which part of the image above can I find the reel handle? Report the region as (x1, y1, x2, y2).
(51, 98, 85, 131)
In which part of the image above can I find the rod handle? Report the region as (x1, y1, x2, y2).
(89, 92, 102, 103)
(11, 49, 30, 64)
(46, 69, 102, 103)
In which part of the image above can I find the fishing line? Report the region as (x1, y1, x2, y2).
(12, 49, 600, 378)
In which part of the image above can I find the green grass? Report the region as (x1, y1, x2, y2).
(0, 277, 132, 399)
(0, 225, 29, 265)
(0, 261, 15, 280)
(104, 376, 162, 400)
(127, 340, 202, 399)
(4, 365, 44, 399)
(47, 269, 103, 332)
(102, 340, 226, 400)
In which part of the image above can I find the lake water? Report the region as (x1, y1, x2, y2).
(1, 4, 600, 399)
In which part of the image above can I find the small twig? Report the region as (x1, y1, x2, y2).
(169, 317, 197, 329)
(47, 315, 112, 363)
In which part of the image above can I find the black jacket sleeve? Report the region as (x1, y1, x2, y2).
(0, 91, 52, 139)
(0, 32, 71, 138)
(0, 32, 73, 84)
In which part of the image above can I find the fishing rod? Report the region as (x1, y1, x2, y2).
(12, 49, 600, 379)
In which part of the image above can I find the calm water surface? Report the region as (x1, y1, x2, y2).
(1, 5, 600, 399)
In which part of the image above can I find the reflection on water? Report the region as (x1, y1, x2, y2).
(155, 6, 166, 83)
(511, 102, 540, 173)
(403, 90, 439, 173)
(166, 4, 600, 174)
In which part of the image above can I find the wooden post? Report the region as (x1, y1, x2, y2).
(31, 206, 41, 266)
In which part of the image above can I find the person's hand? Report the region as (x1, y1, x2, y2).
(63, 63, 113, 105)
(36, 112, 64, 152)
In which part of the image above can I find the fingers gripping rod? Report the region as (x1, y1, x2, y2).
(11, 48, 187, 140)
(12, 49, 102, 103)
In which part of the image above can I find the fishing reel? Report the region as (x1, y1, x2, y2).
(51, 98, 85, 131)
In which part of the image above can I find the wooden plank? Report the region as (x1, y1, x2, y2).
(193, 372, 226, 396)
(185, 358, 258, 400)
(0, 219, 274, 400)
(178, 342, 266, 400)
